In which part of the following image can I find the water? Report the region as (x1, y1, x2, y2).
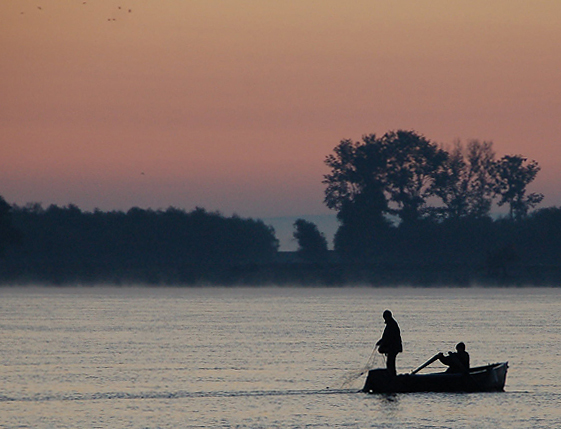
(1, 286, 560, 428)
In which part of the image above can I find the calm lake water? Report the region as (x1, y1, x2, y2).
(1, 286, 560, 428)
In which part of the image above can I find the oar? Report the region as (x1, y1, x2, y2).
(411, 354, 441, 375)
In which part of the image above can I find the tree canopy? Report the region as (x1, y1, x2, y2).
(434, 139, 496, 220)
(323, 130, 448, 225)
(494, 155, 544, 220)
(324, 129, 544, 259)
(1, 204, 279, 284)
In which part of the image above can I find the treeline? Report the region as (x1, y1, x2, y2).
(324, 131, 543, 255)
(1, 198, 561, 286)
(0, 203, 279, 285)
(312, 130, 561, 284)
(2, 129, 561, 286)
(336, 210, 561, 285)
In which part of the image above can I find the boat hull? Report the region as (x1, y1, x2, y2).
(362, 362, 508, 393)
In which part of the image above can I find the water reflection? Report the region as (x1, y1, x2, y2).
(376, 393, 401, 420)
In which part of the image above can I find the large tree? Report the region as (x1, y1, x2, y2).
(380, 130, 448, 224)
(494, 155, 543, 220)
(323, 130, 447, 226)
(434, 139, 496, 219)
(323, 135, 388, 212)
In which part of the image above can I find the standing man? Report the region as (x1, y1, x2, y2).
(376, 310, 403, 376)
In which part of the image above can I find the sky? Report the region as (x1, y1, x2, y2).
(2, 0, 561, 230)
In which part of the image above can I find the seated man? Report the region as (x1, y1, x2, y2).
(438, 342, 470, 373)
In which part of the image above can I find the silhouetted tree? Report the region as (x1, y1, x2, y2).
(434, 140, 496, 219)
(381, 130, 448, 224)
(494, 155, 543, 220)
(323, 135, 389, 257)
(333, 185, 393, 259)
(323, 136, 387, 212)
(323, 130, 447, 226)
(293, 219, 329, 263)
(3, 204, 279, 284)
(324, 130, 448, 258)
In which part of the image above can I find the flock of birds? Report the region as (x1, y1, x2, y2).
(106, 5, 133, 22)
(22, 3, 133, 21)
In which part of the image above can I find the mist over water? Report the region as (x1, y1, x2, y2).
(1, 286, 560, 428)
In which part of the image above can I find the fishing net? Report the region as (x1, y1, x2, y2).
(338, 347, 385, 389)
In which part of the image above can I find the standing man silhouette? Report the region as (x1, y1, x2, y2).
(376, 310, 403, 376)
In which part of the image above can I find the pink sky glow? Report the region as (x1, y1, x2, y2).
(2, 0, 560, 218)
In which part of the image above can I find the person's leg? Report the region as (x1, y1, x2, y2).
(386, 352, 397, 376)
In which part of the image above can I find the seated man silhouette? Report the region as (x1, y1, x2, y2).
(438, 342, 470, 373)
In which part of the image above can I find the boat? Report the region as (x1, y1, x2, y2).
(362, 362, 508, 393)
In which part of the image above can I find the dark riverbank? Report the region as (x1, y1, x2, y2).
(2, 202, 561, 287)
(2, 252, 561, 287)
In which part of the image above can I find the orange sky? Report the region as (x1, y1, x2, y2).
(2, 0, 560, 218)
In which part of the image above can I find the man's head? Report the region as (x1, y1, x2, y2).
(456, 342, 466, 352)
(383, 310, 392, 322)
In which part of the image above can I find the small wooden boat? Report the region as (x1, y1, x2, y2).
(362, 362, 508, 393)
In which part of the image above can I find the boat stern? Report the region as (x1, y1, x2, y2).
(362, 368, 396, 393)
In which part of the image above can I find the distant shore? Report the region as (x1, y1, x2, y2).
(3, 202, 561, 288)
(2, 252, 561, 287)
